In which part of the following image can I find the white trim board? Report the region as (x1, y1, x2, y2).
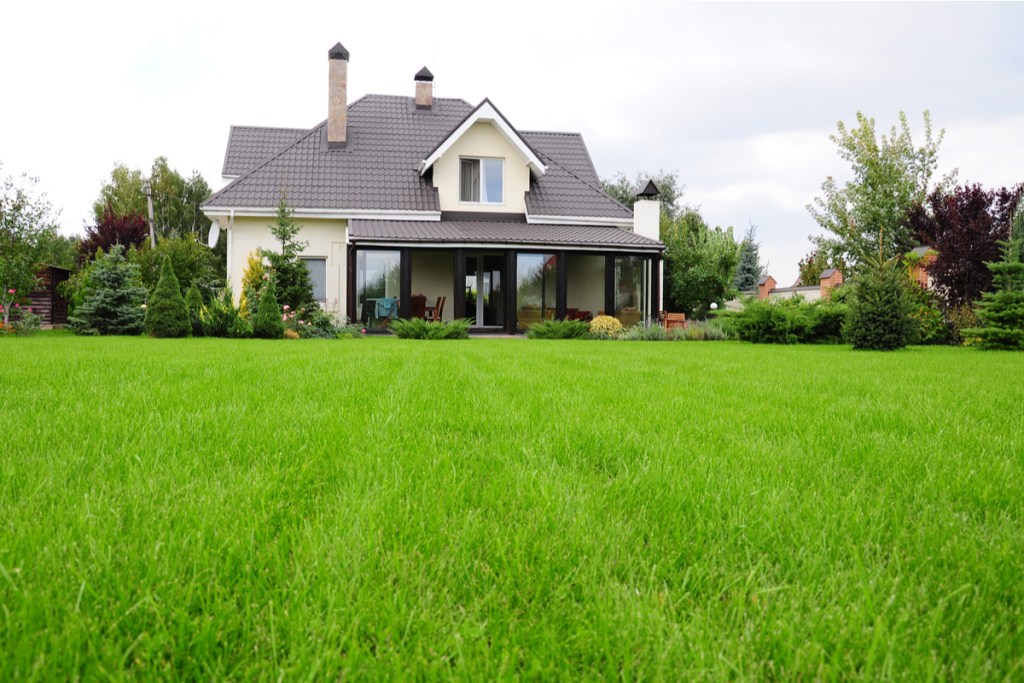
(201, 207, 442, 221)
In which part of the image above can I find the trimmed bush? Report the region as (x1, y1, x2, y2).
(673, 320, 730, 341)
(620, 323, 668, 341)
(145, 257, 190, 338)
(390, 318, 470, 339)
(526, 319, 591, 340)
(589, 315, 622, 339)
(733, 299, 808, 344)
(251, 280, 285, 339)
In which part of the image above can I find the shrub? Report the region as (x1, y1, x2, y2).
(239, 252, 267, 320)
(526, 319, 591, 339)
(283, 303, 345, 339)
(964, 227, 1024, 350)
(806, 301, 850, 344)
(67, 245, 147, 336)
(5, 307, 41, 336)
(145, 257, 191, 338)
(185, 284, 205, 337)
(845, 257, 914, 351)
(946, 304, 980, 346)
(905, 284, 948, 345)
(619, 323, 668, 341)
(284, 328, 301, 339)
(202, 287, 242, 338)
(673, 320, 730, 341)
(733, 299, 806, 344)
(589, 315, 622, 339)
(130, 235, 222, 300)
(390, 318, 471, 339)
(251, 280, 284, 339)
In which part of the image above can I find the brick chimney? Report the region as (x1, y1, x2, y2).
(327, 42, 350, 147)
(757, 275, 776, 300)
(819, 268, 844, 299)
(414, 67, 433, 109)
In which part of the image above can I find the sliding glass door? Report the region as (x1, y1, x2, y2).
(464, 254, 504, 327)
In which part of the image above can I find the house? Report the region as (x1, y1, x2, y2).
(201, 42, 664, 333)
(753, 268, 844, 302)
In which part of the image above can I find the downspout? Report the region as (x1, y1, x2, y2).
(225, 209, 235, 282)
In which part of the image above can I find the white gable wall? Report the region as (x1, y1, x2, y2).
(431, 122, 531, 214)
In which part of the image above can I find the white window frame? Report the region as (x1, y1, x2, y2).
(459, 156, 504, 205)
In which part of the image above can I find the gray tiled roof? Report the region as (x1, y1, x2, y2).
(349, 219, 662, 250)
(221, 126, 308, 177)
(205, 95, 633, 221)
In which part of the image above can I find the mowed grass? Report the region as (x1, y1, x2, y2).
(1, 335, 1023, 680)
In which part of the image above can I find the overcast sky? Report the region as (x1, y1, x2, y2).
(3, 1, 1022, 286)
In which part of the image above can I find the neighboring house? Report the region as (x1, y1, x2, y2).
(907, 245, 937, 289)
(752, 269, 845, 303)
(201, 42, 664, 333)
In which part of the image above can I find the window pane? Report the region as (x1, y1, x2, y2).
(482, 158, 503, 203)
(516, 253, 556, 332)
(356, 250, 401, 327)
(460, 158, 480, 202)
(614, 256, 646, 328)
(301, 258, 326, 302)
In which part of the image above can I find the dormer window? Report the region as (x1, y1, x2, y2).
(460, 157, 504, 204)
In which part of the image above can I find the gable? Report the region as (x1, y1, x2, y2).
(430, 122, 532, 213)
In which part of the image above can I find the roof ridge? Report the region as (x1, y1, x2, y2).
(519, 130, 584, 137)
(205, 121, 324, 208)
(229, 124, 309, 132)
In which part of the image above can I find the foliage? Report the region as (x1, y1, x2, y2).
(9, 308, 41, 335)
(905, 283, 948, 345)
(589, 315, 623, 339)
(906, 183, 1023, 310)
(0, 165, 60, 328)
(662, 208, 739, 317)
(200, 287, 251, 339)
(526, 319, 591, 340)
(67, 245, 147, 336)
(963, 214, 1024, 350)
(844, 254, 915, 350)
(390, 317, 471, 340)
(78, 205, 149, 262)
(673, 320, 730, 341)
(144, 257, 191, 338)
(130, 235, 223, 300)
(260, 199, 315, 314)
(239, 252, 268, 320)
(733, 222, 765, 291)
(251, 280, 285, 339)
(92, 158, 213, 243)
(600, 170, 685, 220)
(733, 297, 849, 345)
(36, 231, 80, 270)
(796, 247, 846, 287)
(808, 111, 954, 268)
(282, 303, 346, 339)
(185, 284, 205, 338)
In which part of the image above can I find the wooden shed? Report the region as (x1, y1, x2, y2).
(29, 265, 72, 327)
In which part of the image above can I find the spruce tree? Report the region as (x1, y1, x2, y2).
(734, 222, 765, 291)
(145, 256, 190, 338)
(965, 209, 1024, 350)
(68, 245, 147, 335)
(185, 283, 205, 337)
(844, 253, 914, 350)
(261, 198, 315, 314)
(251, 279, 285, 339)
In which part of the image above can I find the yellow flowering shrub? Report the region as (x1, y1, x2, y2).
(589, 315, 622, 338)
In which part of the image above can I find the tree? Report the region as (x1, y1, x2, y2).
(68, 245, 147, 335)
(130, 235, 223, 299)
(0, 165, 60, 328)
(92, 158, 213, 243)
(251, 279, 285, 339)
(906, 183, 1023, 310)
(808, 111, 954, 268)
(964, 208, 1024, 350)
(239, 252, 268, 320)
(145, 257, 190, 338)
(260, 198, 315, 313)
(600, 170, 684, 220)
(733, 222, 765, 291)
(796, 247, 846, 287)
(844, 252, 915, 351)
(78, 205, 149, 262)
(185, 284, 205, 337)
(662, 207, 739, 317)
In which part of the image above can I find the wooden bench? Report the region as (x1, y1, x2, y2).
(661, 311, 687, 330)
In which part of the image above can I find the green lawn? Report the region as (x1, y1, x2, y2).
(1, 335, 1023, 679)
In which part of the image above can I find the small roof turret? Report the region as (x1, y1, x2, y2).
(414, 66, 434, 82)
(637, 179, 660, 198)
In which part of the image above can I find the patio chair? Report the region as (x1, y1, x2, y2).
(375, 297, 398, 322)
(424, 296, 446, 322)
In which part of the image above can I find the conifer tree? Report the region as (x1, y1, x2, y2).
(844, 250, 914, 350)
(145, 256, 190, 338)
(734, 222, 765, 291)
(251, 278, 285, 339)
(261, 198, 315, 314)
(965, 208, 1024, 350)
(68, 245, 147, 335)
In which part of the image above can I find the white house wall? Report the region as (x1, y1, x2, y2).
(223, 216, 348, 313)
